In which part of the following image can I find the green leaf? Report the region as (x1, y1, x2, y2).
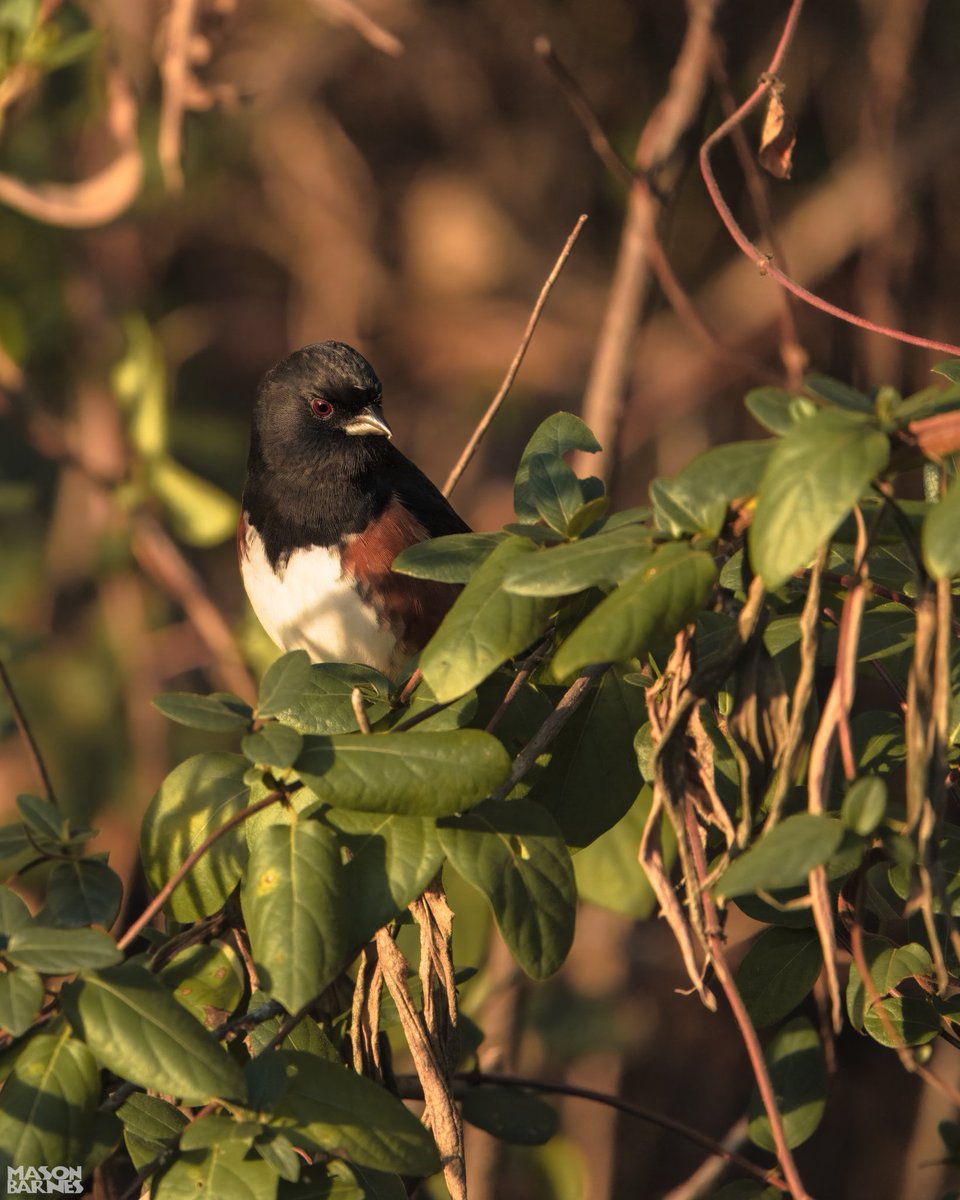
(117, 1093, 188, 1171)
(243, 724, 305, 769)
(35, 859, 123, 929)
(392, 531, 504, 583)
(714, 814, 845, 900)
(294, 729, 510, 817)
(749, 409, 890, 589)
(0, 966, 42, 1035)
(527, 454, 584, 533)
(150, 454, 239, 547)
(271, 1051, 440, 1174)
(0, 1028, 98, 1175)
(112, 313, 167, 458)
(153, 691, 253, 733)
(242, 821, 348, 1012)
(528, 666, 645, 848)
(141, 752, 251, 921)
(160, 940, 246, 1030)
(574, 786, 676, 919)
(514, 413, 600, 522)
(439, 800, 576, 979)
(375, 677, 477, 733)
(259, 650, 314, 718)
(16, 792, 66, 841)
(279, 1160, 371, 1198)
(736, 927, 823, 1028)
(922, 477, 960, 579)
(933, 359, 960, 384)
(550, 544, 715, 680)
(179, 1114, 263, 1150)
(804, 373, 873, 412)
(5, 925, 121, 973)
(326, 809, 444, 947)
(419, 537, 555, 703)
(0, 885, 31, 934)
(841, 776, 887, 836)
(651, 441, 773, 538)
(255, 1129, 301, 1181)
(61, 963, 247, 1104)
(154, 1140, 279, 1200)
(846, 938, 933, 1029)
(745, 387, 817, 434)
(502, 523, 653, 597)
(566, 495, 610, 538)
(276, 663, 392, 735)
(461, 1085, 558, 1144)
(864, 996, 940, 1047)
(747, 1017, 826, 1150)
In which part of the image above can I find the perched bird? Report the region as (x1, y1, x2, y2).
(239, 341, 469, 680)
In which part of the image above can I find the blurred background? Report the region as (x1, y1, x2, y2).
(2, 0, 960, 1196)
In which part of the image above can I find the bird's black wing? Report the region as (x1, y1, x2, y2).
(385, 448, 472, 537)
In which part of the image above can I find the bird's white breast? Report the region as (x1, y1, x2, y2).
(240, 519, 401, 678)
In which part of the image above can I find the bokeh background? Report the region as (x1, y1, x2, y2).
(2, 1, 960, 1196)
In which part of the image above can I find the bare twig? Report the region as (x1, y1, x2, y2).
(158, 0, 200, 192)
(0, 657, 58, 808)
(351, 686, 372, 734)
(309, 0, 404, 56)
(116, 790, 283, 951)
(662, 1115, 750, 1200)
(700, 0, 960, 358)
(442, 214, 588, 498)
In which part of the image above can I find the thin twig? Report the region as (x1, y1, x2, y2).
(485, 632, 554, 734)
(395, 1071, 789, 1194)
(116, 791, 283, 951)
(442, 214, 588, 498)
(351, 686, 372, 734)
(309, 0, 404, 56)
(158, 0, 199, 192)
(699, 0, 960, 358)
(0, 657, 58, 808)
(662, 1115, 751, 1200)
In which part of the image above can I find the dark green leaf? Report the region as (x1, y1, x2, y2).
(0, 885, 31, 934)
(294, 729, 510, 817)
(736, 927, 822, 1028)
(846, 939, 933, 1029)
(527, 453, 583, 533)
(651, 441, 773, 538)
(501, 523, 653, 597)
(841, 776, 887, 836)
(745, 387, 817, 434)
(279, 1160, 370, 1198)
(5, 925, 121, 973)
(514, 413, 600, 522)
(714, 814, 845, 899)
(804, 373, 873, 412)
(439, 800, 575, 979)
(392, 531, 504, 583)
(243, 724, 305, 769)
(374, 677, 477, 732)
(152, 691, 253, 732)
(117, 1093, 188, 1171)
(61, 963, 247, 1104)
(153, 1140, 279, 1200)
(864, 996, 940, 1047)
(256, 1130, 301, 1181)
(566, 495, 610, 538)
(0, 966, 42, 1035)
(16, 793, 65, 841)
(749, 408, 890, 589)
(327, 809, 444, 947)
(933, 359, 960, 384)
(141, 752, 251, 921)
(276, 663, 392, 735)
(550, 544, 715, 680)
(574, 786, 676, 919)
(259, 650, 314, 718)
(36, 859, 123, 929)
(272, 1052, 439, 1174)
(461, 1085, 558, 1144)
(0, 1029, 98, 1176)
(419, 537, 555, 703)
(179, 1114, 263, 1150)
(160, 940, 246, 1029)
(747, 1017, 826, 1150)
(528, 666, 644, 848)
(923, 477, 960, 579)
(242, 821, 348, 1012)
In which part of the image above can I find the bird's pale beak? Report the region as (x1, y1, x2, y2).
(343, 404, 393, 438)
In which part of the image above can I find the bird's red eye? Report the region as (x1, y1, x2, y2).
(311, 398, 334, 419)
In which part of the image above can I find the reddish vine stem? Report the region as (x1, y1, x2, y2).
(699, 0, 960, 358)
(116, 791, 283, 951)
(683, 800, 812, 1200)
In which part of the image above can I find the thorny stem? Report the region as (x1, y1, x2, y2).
(700, 0, 960, 357)
(442, 214, 588, 498)
(0, 656, 59, 808)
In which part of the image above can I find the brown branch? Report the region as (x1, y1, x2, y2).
(0, 657, 58, 809)
(442, 214, 588, 498)
(116, 790, 283, 951)
(158, 0, 200, 193)
(699, 0, 960, 358)
(309, 0, 404, 57)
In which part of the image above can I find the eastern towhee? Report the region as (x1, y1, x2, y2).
(239, 341, 469, 679)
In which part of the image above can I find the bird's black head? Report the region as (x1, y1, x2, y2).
(250, 341, 392, 471)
